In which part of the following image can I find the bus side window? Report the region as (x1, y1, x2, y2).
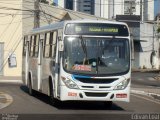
(30, 36, 34, 57)
(50, 31, 57, 58)
(23, 36, 27, 56)
(33, 35, 39, 57)
(44, 33, 50, 58)
(30, 35, 37, 57)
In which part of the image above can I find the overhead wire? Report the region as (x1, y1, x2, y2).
(5, 20, 21, 50)
(0, 13, 17, 41)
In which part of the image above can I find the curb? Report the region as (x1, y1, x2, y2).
(0, 80, 23, 84)
(131, 90, 160, 101)
(131, 69, 160, 73)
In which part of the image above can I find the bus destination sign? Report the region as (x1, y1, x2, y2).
(65, 23, 129, 36)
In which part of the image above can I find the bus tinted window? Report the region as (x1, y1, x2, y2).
(34, 35, 39, 57)
(65, 23, 129, 36)
(51, 32, 57, 58)
(23, 36, 27, 56)
(44, 33, 50, 58)
(43, 31, 57, 58)
(30, 36, 35, 57)
(30, 35, 39, 57)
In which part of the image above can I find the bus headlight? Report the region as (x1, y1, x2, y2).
(114, 78, 130, 90)
(61, 76, 79, 89)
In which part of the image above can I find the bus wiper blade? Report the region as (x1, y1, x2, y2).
(79, 35, 88, 64)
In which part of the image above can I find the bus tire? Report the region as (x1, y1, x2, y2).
(49, 78, 59, 106)
(104, 101, 113, 109)
(28, 73, 34, 96)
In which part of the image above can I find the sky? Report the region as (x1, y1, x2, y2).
(154, 0, 160, 17)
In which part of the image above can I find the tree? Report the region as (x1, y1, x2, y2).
(40, 0, 49, 4)
(157, 27, 160, 33)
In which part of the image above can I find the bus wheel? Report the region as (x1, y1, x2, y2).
(104, 101, 113, 109)
(28, 74, 34, 96)
(49, 79, 59, 106)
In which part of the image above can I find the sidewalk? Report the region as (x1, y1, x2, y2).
(131, 87, 160, 101)
(132, 68, 160, 73)
(0, 76, 22, 83)
(131, 69, 160, 101)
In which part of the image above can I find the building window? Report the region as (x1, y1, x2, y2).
(124, 0, 136, 15)
(65, 0, 73, 10)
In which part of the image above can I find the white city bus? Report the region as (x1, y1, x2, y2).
(22, 20, 131, 106)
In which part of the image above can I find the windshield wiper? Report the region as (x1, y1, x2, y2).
(79, 35, 88, 65)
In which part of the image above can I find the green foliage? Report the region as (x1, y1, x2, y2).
(51, 2, 57, 6)
(40, 0, 49, 4)
(157, 27, 160, 33)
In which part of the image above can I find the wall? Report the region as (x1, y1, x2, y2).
(139, 23, 159, 69)
(0, 0, 22, 77)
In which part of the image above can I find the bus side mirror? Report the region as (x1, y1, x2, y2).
(59, 41, 64, 51)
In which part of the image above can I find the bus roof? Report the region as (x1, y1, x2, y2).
(26, 20, 129, 35)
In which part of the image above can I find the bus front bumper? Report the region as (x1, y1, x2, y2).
(59, 86, 130, 102)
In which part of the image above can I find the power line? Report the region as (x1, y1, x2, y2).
(0, 36, 23, 73)
(0, 13, 17, 41)
(0, 12, 33, 15)
(0, 6, 34, 12)
(5, 21, 21, 50)
(39, 4, 52, 24)
(0, 16, 33, 25)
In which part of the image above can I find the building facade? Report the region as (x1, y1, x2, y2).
(60, 0, 95, 15)
(58, 0, 160, 21)
(0, 0, 22, 78)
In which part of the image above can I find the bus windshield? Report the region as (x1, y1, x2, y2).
(63, 37, 130, 75)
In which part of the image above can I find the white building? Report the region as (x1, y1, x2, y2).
(0, 0, 22, 78)
(58, 0, 158, 21)
(95, 0, 156, 21)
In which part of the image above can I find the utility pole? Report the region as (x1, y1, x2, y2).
(113, 0, 114, 19)
(34, 0, 40, 28)
(140, 0, 142, 21)
(129, 1, 133, 15)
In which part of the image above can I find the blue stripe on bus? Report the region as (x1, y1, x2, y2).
(72, 75, 91, 80)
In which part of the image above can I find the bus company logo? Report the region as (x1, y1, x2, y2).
(68, 92, 77, 97)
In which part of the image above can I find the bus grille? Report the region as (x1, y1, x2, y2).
(74, 77, 118, 84)
(85, 92, 108, 97)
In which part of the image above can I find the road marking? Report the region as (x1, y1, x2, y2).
(137, 78, 143, 81)
(131, 94, 160, 105)
(0, 93, 13, 109)
(148, 77, 156, 81)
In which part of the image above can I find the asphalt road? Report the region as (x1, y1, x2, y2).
(131, 72, 160, 87)
(0, 72, 160, 120)
(0, 83, 159, 112)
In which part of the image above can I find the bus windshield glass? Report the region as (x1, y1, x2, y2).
(63, 37, 130, 75)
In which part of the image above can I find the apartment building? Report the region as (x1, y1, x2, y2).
(58, 0, 160, 21)
(61, 0, 95, 15)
